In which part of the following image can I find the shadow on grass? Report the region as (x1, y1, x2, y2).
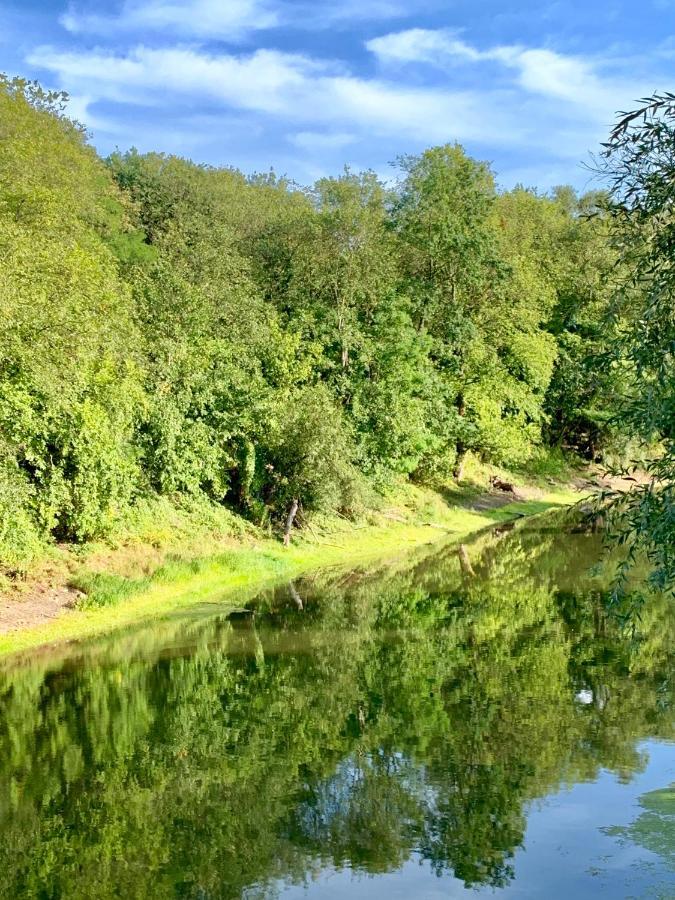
(482, 499, 570, 522)
(435, 481, 488, 508)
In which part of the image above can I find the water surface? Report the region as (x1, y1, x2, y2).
(0, 515, 673, 898)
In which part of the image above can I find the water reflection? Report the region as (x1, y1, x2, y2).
(0, 515, 672, 898)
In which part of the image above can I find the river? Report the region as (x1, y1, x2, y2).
(0, 513, 673, 898)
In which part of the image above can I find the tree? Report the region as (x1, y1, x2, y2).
(0, 75, 142, 544)
(393, 148, 560, 477)
(598, 93, 675, 590)
(393, 145, 503, 478)
(0, 71, 641, 567)
(540, 188, 625, 459)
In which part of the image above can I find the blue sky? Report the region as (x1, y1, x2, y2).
(3, 0, 674, 189)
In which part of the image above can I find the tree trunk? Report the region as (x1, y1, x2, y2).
(453, 448, 466, 481)
(283, 498, 299, 547)
(454, 391, 466, 480)
(288, 581, 304, 610)
(458, 544, 475, 577)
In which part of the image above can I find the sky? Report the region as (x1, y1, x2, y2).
(2, 0, 674, 190)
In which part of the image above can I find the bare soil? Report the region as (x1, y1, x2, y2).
(465, 466, 649, 514)
(0, 583, 83, 635)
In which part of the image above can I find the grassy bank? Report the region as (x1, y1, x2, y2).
(0, 465, 582, 659)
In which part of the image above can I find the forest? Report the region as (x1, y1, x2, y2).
(1, 73, 673, 579)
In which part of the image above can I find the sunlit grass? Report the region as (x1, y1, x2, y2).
(0, 478, 582, 660)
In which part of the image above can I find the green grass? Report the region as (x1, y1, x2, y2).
(0, 476, 584, 661)
(483, 494, 579, 522)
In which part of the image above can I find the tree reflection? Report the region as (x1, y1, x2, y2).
(0, 518, 672, 898)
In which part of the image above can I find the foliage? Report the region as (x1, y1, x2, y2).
(0, 74, 632, 566)
(0, 77, 142, 543)
(597, 93, 675, 590)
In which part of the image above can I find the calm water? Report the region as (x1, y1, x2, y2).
(0, 516, 673, 899)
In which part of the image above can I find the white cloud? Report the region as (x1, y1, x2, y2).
(28, 46, 332, 113)
(58, 93, 118, 134)
(60, 0, 413, 39)
(367, 28, 643, 119)
(27, 27, 662, 181)
(61, 0, 279, 40)
(27, 44, 528, 146)
(367, 28, 489, 65)
(508, 48, 620, 114)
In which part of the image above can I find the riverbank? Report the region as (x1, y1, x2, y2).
(0, 471, 583, 659)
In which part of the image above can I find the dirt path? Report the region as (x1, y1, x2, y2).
(464, 482, 551, 512)
(572, 469, 651, 494)
(464, 467, 648, 514)
(466, 491, 529, 512)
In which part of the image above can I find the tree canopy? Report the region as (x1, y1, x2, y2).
(0, 73, 638, 566)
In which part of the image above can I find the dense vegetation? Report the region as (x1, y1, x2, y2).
(0, 74, 636, 569)
(0, 523, 671, 896)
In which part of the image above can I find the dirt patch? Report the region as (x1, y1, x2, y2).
(468, 467, 649, 514)
(465, 484, 546, 513)
(0, 531, 251, 637)
(571, 467, 651, 494)
(0, 583, 83, 635)
(467, 492, 518, 512)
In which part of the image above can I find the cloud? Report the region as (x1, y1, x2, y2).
(26, 26, 664, 186)
(28, 46, 332, 114)
(27, 44, 528, 146)
(60, 0, 415, 39)
(367, 28, 489, 65)
(60, 0, 279, 40)
(58, 93, 117, 134)
(367, 28, 642, 119)
(506, 48, 623, 114)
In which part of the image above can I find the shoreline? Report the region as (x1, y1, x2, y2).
(0, 482, 581, 662)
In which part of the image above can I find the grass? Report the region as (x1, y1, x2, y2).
(0, 462, 584, 660)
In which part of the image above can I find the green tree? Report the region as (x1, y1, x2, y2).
(0, 76, 142, 545)
(598, 93, 675, 589)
